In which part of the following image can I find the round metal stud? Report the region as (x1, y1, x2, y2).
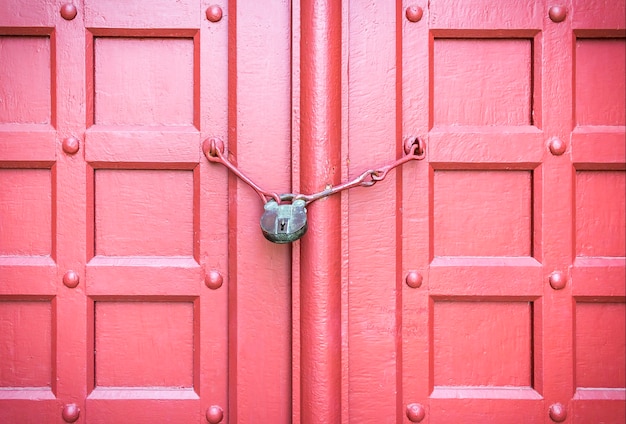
(405, 6, 424, 22)
(62, 403, 80, 423)
(63, 270, 80, 289)
(406, 271, 423, 288)
(206, 5, 223, 22)
(406, 403, 426, 422)
(548, 137, 566, 156)
(549, 6, 567, 23)
(60, 3, 78, 20)
(549, 271, 567, 290)
(206, 405, 224, 423)
(62, 136, 80, 155)
(206, 270, 224, 290)
(549, 402, 567, 422)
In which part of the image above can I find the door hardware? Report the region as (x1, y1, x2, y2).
(203, 137, 425, 243)
(260, 195, 308, 243)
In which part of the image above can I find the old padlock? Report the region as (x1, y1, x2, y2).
(260, 198, 308, 243)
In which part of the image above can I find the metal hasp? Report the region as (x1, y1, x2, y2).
(203, 136, 425, 244)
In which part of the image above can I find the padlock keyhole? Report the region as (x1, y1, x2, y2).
(279, 218, 287, 232)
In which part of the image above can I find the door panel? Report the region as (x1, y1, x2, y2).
(227, 2, 293, 422)
(401, 0, 625, 423)
(570, 3, 626, 422)
(402, 0, 546, 421)
(346, 1, 401, 421)
(0, 0, 231, 422)
(83, 0, 206, 420)
(0, 5, 65, 423)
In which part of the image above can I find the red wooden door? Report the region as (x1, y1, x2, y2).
(397, 1, 625, 422)
(0, 1, 292, 423)
(1, 1, 624, 424)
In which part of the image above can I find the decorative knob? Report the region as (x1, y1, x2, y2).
(206, 5, 223, 22)
(406, 403, 426, 422)
(206, 405, 224, 423)
(549, 402, 567, 422)
(406, 271, 423, 288)
(405, 6, 424, 22)
(62, 136, 80, 155)
(63, 270, 80, 288)
(206, 270, 224, 290)
(549, 271, 567, 290)
(60, 4, 77, 20)
(62, 403, 80, 423)
(549, 6, 567, 23)
(548, 137, 566, 156)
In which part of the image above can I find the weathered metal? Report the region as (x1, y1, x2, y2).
(260, 198, 309, 243)
(205, 135, 425, 243)
(204, 135, 425, 207)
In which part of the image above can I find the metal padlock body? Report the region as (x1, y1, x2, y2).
(260, 199, 308, 243)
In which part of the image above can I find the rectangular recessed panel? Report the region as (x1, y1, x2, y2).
(434, 170, 532, 257)
(0, 36, 51, 124)
(572, 0, 626, 29)
(433, 39, 532, 126)
(576, 171, 625, 257)
(0, 169, 52, 256)
(573, 393, 626, 424)
(575, 302, 625, 388)
(0, 300, 52, 387)
(95, 301, 194, 388)
(575, 39, 626, 126)
(85, 396, 199, 424)
(94, 37, 194, 126)
(433, 300, 532, 387)
(85, 0, 198, 28)
(94, 170, 193, 257)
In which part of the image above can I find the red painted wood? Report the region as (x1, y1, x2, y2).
(346, 2, 403, 422)
(300, 0, 342, 423)
(290, 3, 303, 422)
(197, 1, 230, 420)
(1, 1, 231, 422)
(402, 1, 625, 424)
(1, 1, 624, 423)
(228, 1, 292, 423)
(568, 3, 626, 422)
